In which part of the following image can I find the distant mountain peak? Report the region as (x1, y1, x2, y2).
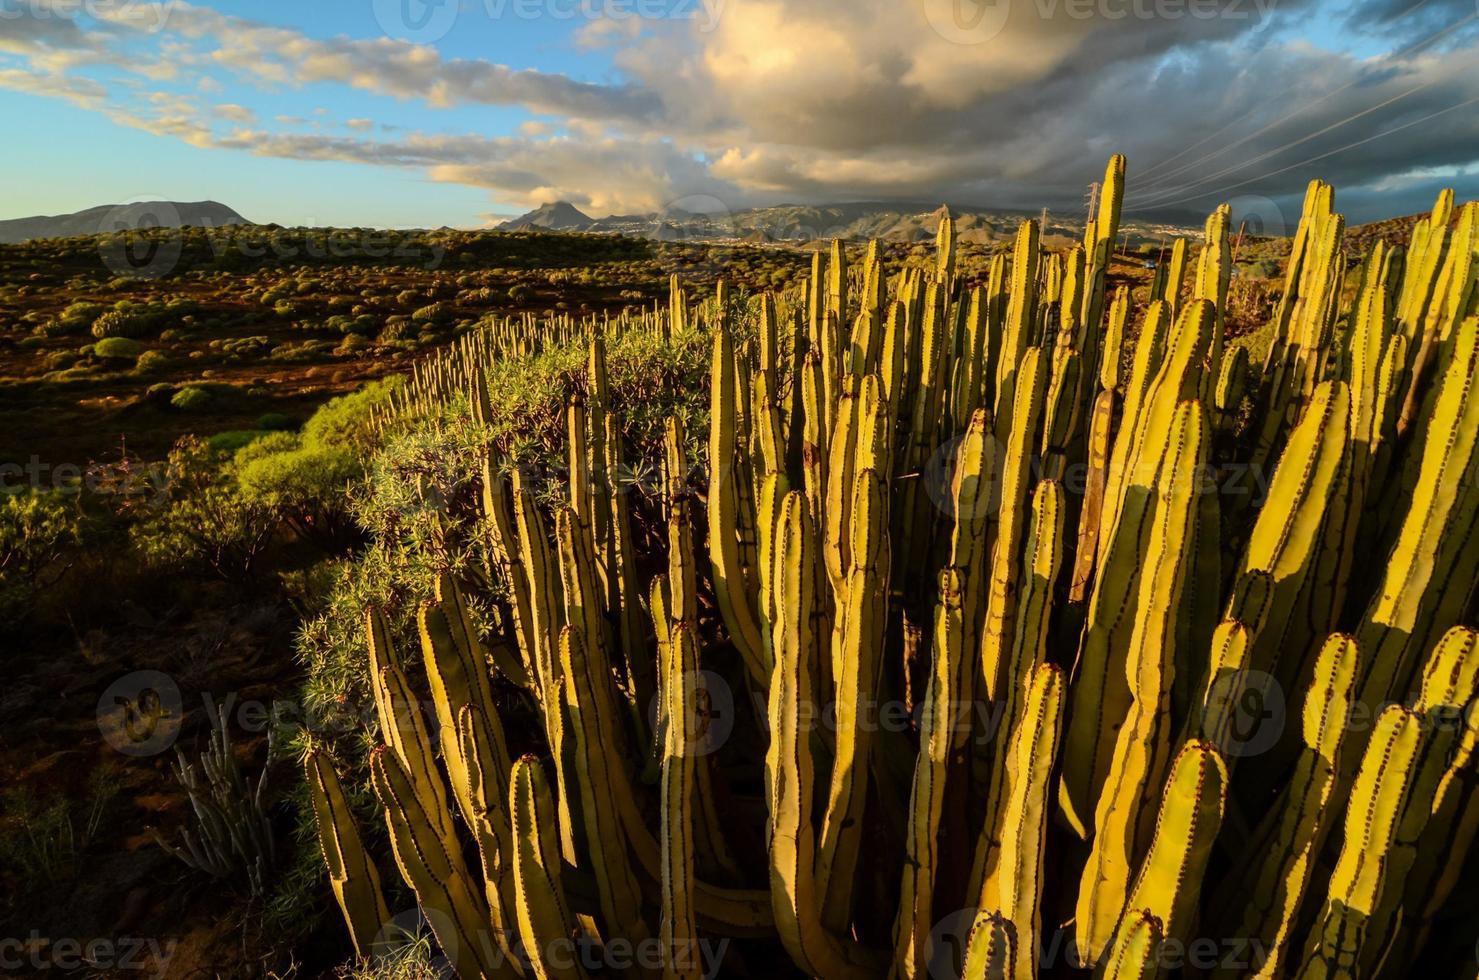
(499, 201, 595, 231)
(0, 200, 249, 245)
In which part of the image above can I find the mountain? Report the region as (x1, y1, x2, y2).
(499, 201, 596, 231)
(0, 201, 250, 245)
(500, 199, 1196, 247)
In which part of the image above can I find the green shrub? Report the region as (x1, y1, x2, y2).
(90, 310, 147, 339)
(0, 490, 81, 619)
(34, 319, 83, 338)
(257, 413, 298, 431)
(410, 301, 452, 324)
(124, 437, 273, 581)
(135, 349, 170, 372)
(60, 301, 105, 326)
(171, 386, 213, 412)
(93, 337, 144, 360)
(207, 430, 269, 454)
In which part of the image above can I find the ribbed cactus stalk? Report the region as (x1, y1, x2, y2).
(511, 755, 590, 980)
(1075, 400, 1206, 963)
(556, 623, 649, 948)
(708, 322, 769, 687)
(894, 568, 967, 980)
(306, 750, 391, 959)
(816, 468, 889, 932)
(1105, 740, 1227, 967)
(1352, 314, 1479, 758)
(766, 491, 873, 977)
(1361, 626, 1479, 973)
(370, 745, 510, 980)
(1061, 301, 1211, 839)
(962, 911, 1016, 980)
(970, 480, 1065, 910)
(980, 662, 1065, 980)
(1102, 910, 1164, 980)
(660, 621, 701, 980)
(1295, 705, 1422, 979)
(1212, 633, 1358, 979)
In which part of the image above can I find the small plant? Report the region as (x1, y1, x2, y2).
(155, 699, 277, 897)
(94, 336, 145, 360)
(90, 309, 147, 339)
(171, 386, 212, 411)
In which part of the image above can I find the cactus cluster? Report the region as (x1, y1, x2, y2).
(310, 158, 1479, 978)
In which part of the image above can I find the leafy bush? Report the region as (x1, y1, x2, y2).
(0, 490, 80, 619)
(93, 337, 145, 360)
(135, 349, 170, 372)
(124, 437, 274, 580)
(257, 412, 298, 431)
(410, 301, 452, 324)
(171, 386, 213, 412)
(90, 310, 147, 339)
(33, 319, 84, 338)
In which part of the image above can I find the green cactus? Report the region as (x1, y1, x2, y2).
(305, 750, 392, 959)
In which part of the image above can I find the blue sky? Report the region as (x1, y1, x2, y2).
(1, 0, 1476, 227)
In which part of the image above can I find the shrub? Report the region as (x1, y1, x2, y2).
(33, 319, 83, 338)
(124, 437, 273, 581)
(171, 386, 213, 412)
(0, 490, 80, 619)
(135, 349, 170, 372)
(411, 301, 452, 324)
(60, 301, 105, 326)
(257, 413, 298, 431)
(93, 337, 144, 360)
(90, 310, 147, 339)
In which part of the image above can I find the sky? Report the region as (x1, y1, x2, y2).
(1, 0, 1477, 229)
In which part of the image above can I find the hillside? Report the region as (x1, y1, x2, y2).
(501, 198, 1197, 246)
(0, 200, 249, 244)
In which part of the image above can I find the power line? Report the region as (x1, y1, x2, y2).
(1134, 3, 1473, 189)
(1127, 82, 1434, 208)
(1123, 94, 1479, 215)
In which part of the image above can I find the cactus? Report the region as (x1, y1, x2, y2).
(306, 750, 392, 959)
(1107, 740, 1227, 965)
(511, 755, 589, 980)
(1295, 705, 1423, 978)
(314, 160, 1479, 980)
(1212, 634, 1358, 978)
(1075, 399, 1207, 964)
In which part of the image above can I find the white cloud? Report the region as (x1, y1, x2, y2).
(2, 0, 1477, 220)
